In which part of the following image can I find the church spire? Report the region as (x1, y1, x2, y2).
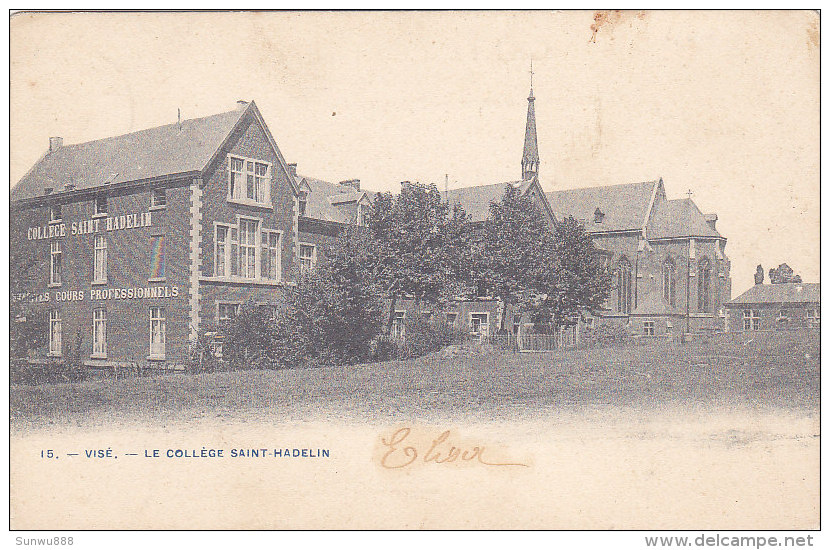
(522, 60, 540, 181)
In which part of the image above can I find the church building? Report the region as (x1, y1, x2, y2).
(442, 83, 732, 337)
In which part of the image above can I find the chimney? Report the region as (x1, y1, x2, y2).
(64, 183, 75, 191)
(704, 213, 718, 231)
(49, 137, 63, 153)
(44, 187, 54, 195)
(236, 100, 249, 111)
(339, 179, 360, 191)
(400, 181, 411, 187)
(287, 163, 297, 177)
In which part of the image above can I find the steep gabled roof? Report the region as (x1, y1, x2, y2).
(545, 181, 658, 233)
(648, 198, 722, 239)
(445, 179, 535, 222)
(11, 109, 246, 202)
(727, 283, 820, 306)
(299, 176, 377, 224)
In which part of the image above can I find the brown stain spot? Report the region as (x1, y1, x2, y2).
(589, 10, 647, 43)
(806, 15, 819, 51)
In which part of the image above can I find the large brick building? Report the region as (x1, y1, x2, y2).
(10, 100, 362, 368)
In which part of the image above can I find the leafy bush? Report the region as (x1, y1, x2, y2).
(581, 323, 635, 349)
(389, 313, 464, 359)
(190, 228, 385, 371)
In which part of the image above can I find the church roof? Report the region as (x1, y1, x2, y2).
(631, 291, 683, 316)
(727, 283, 820, 306)
(11, 108, 247, 202)
(299, 176, 376, 224)
(647, 198, 721, 239)
(445, 179, 535, 222)
(545, 181, 658, 233)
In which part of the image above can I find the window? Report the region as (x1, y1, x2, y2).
(357, 203, 369, 227)
(49, 310, 62, 356)
(662, 259, 676, 307)
(215, 226, 228, 277)
(392, 310, 406, 339)
(806, 308, 820, 328)
(445, 312, 458, 325)
(92, 308, 107, 357)
(616, 257, 632, 314)
(239, 219, 259, 278)
(93, 235, 107, 283)
(50, 204, 61, 222)
(299, 243, 316, 274)
(470, 313, 489, 337)
(50, 241, 62, 285)
(298, 191, 308, 216)
(777, 309, 789, 325)
(698, 258, 712, 313)
(217, 302, 239, 323)
(261, 231, 280, 280)
(643, 321, 655, 336)
(149, 307, 166, 358)
(743, 309, 760, 331)
(151, 188, 166, 208)
(594, 207, 605, 224)
(94, 195, 107, 216)
(228, 156, 270, 204)
(150, 236, 165, 279)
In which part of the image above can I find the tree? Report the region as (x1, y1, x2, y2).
(768, 263, 802, 284)
(483, 184, 554, 333)
(10, 247, 47, 360)
(368, 183, 460, 332)
(542, 216, 611, 327)
(220, 228, 385, 369)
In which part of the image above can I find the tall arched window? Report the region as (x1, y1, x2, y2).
(698, 258, 712, 312)
(662, 258, 676, 307)
(616, 257, 632, 314)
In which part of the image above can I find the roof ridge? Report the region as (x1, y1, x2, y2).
(55, 109, 242, 150)
(545, 180, 660, 194)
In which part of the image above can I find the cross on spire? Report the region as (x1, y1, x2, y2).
(686, 189, 694, 199)
(529, 58, 534, 89)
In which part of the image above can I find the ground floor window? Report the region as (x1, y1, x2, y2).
(49, 310, 61, 356)
(470, 313, 489, 337)
(392, 310, 406, 339)
(149, 306, 166, 358)
(217, 302, 240, 323)
(92, 308, 107, 357)
(643, 320, 655, 336)
(743, 309, 761, 331)
(806, 308, 820, 327)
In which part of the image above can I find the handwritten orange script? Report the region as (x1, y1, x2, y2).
(379, 427, 529, 469)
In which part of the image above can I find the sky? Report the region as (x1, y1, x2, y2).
(9, 10, 819, 297)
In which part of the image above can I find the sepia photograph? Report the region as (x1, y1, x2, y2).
(7, 9, 820, 537)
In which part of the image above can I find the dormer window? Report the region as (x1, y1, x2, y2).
(94, 195, 107, 216)
(298, 191, 308, 216)
(228, 155, 271, 206)
(594, 207, 605, 224)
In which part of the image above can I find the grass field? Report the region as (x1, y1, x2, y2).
(10, 330, 819, 529)
(10, 329, 819, 431)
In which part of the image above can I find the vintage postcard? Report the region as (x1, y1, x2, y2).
(8, 9, 820, 538)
